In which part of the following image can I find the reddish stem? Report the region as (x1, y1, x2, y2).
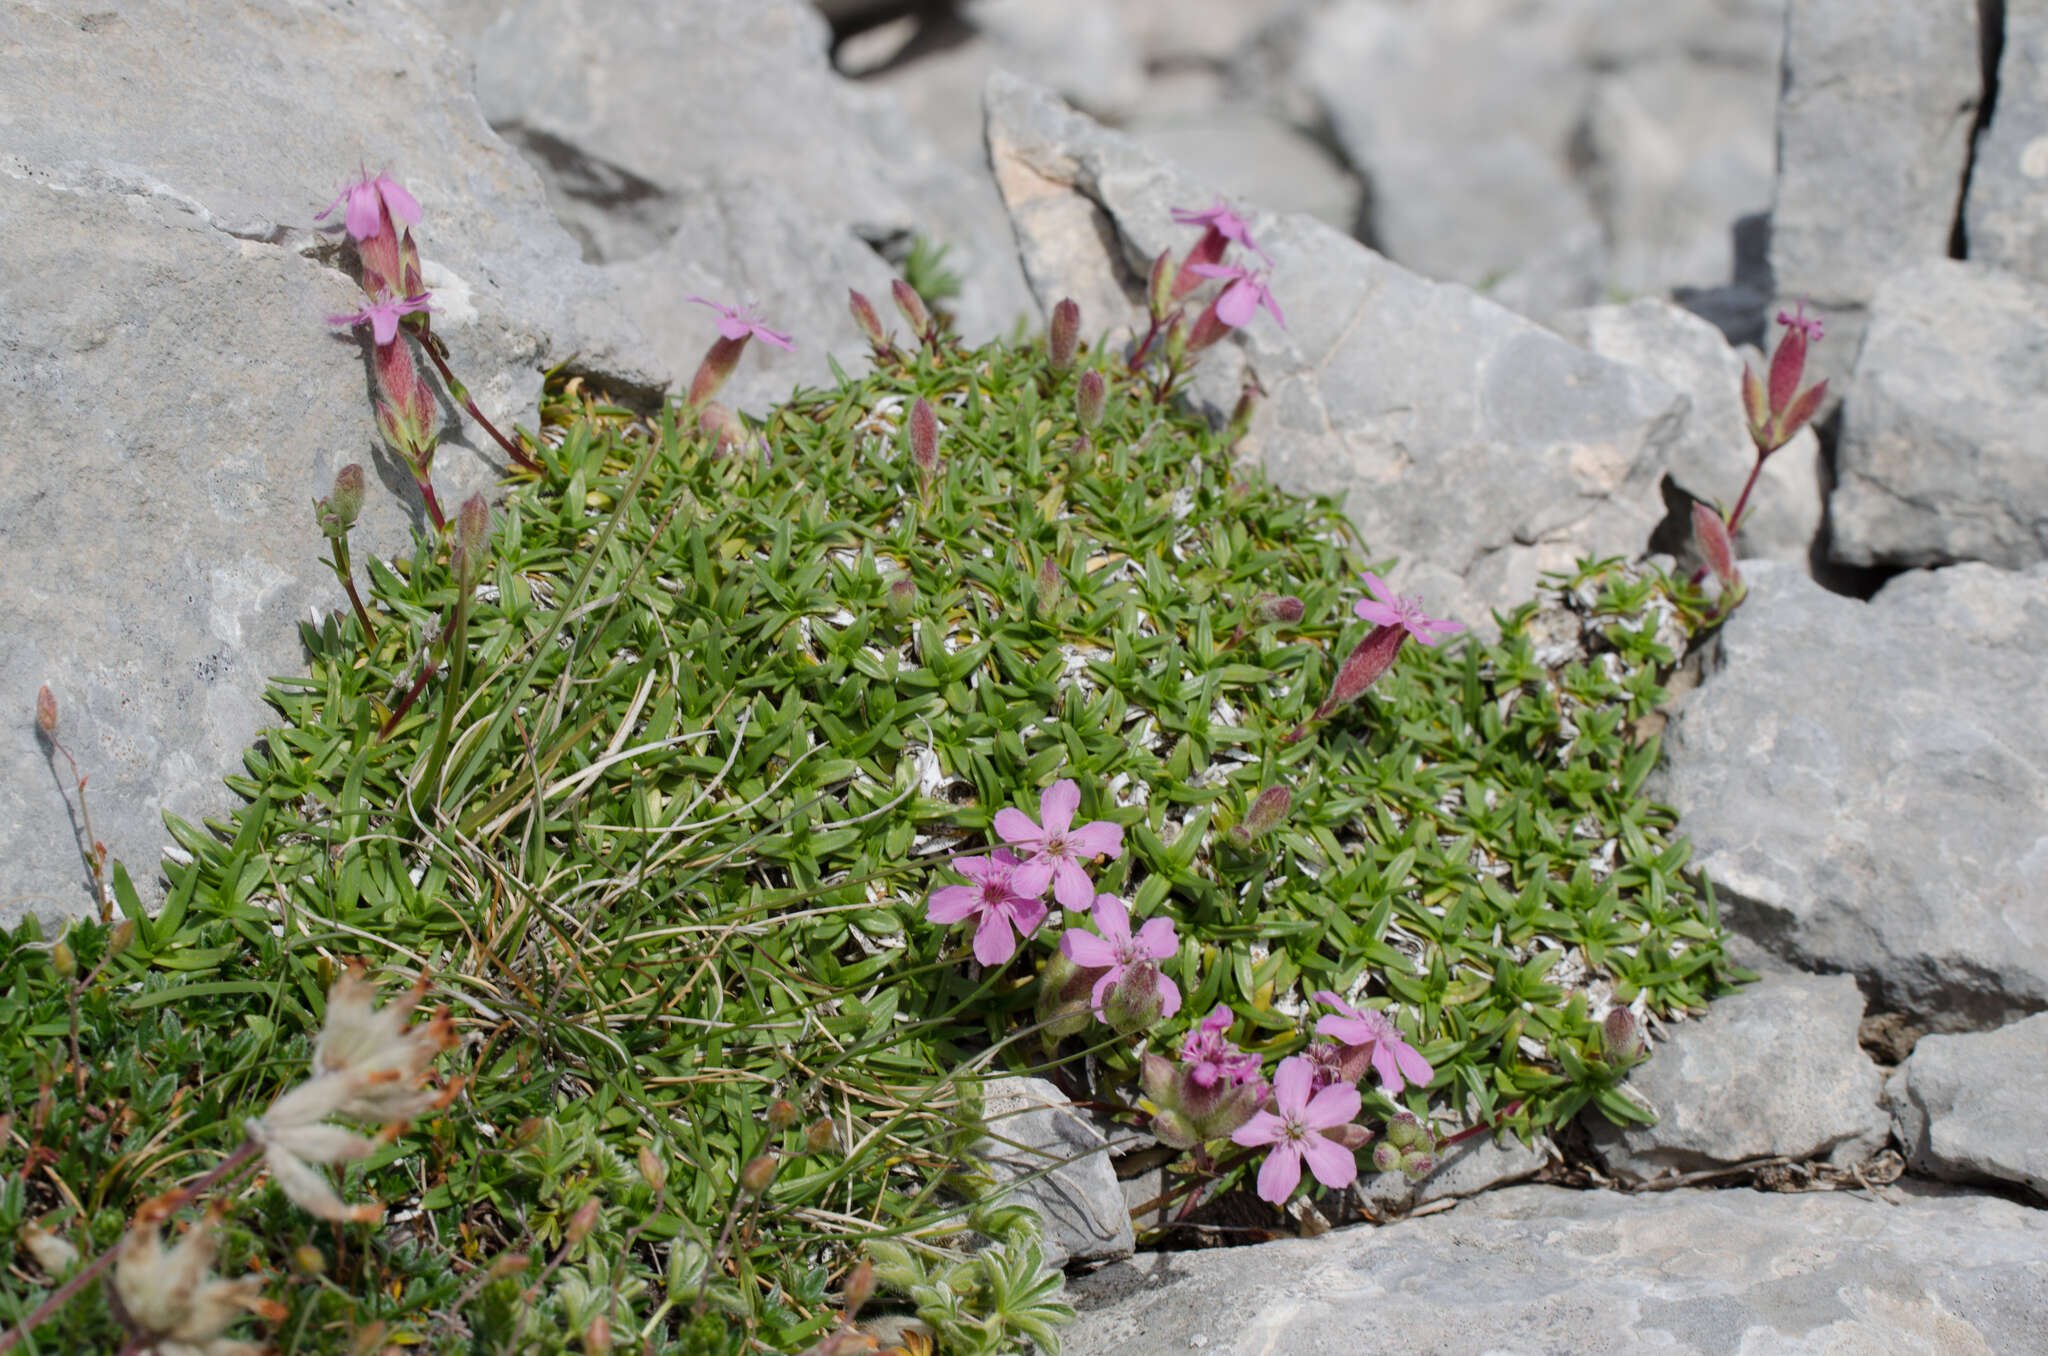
(376, 656, 440, 743)
(419, 327, 541, 473)
(415, 474, 447, 533)
(1725, 451, 1767, 536)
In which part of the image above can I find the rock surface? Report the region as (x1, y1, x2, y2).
(1830, 260, 2048, 570)
(1965, 0, 2048, 282)
(977, 1077, 1135, 1269)
(1589, 972, 1888, 1183)
(1887, 1011, 2048, 1200)
(1768, 0, 1983, 398)
(0, 0, 658, 929)
(985, 73, 1688, 630)
(451, 0, 1034, 412)
(1354, 1131, 1554, 1218)
(1558, 299, 1821, 567)
(1652, 560, 2048, 1032)
(1062, 1185, 2048, 1354)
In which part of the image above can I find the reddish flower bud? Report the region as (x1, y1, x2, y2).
(848, 288, 889, 352)
(1602, 1007, 1643, 1064)
(1048, 298, 1081, 372)
(1371, 1141, 1402, 1173)
(584, 1314, 612, 1355)
(740, 1153, 778, 1196)
(565, 1199, 601, 1245)
(637, 1145, 668, 1194)
(842, 1258, 876, 1317)
(696, 400, 746, 456)
(908, 397, 939, 482)
(1225, 785, 1291, 848)
(767, 1098, 798, 1131)
(453, 493, 490, 589)
(1691, 502, 1739, 593)
(35, 685, 57, 736)
(1102, 958, 1170, 1036)
(1035, 947, 1102, 1042)
(805, 1118, 838, 1154)
(688, 335, 748, 409)
(1250, 593, 1304, 626)
(398, 228, 426, 300)
(890, 279, 931, 340)
(885, 576, 917, 622)
(1035, 556, 1063, 617)
(372, 335, 438, 473)
(1076, 369, 1106, 431)
(1310, 624, 1407, 724)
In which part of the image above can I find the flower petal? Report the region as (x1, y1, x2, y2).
(1051, 857, 1097, 910)
(1270, 1055, 1313, 1117)
(1314, 1013, 1373, 1047)
(1230, 1109, 1285, 1148)
(1039, 779, 1080, 835)
(1353, 598, 1401, 628)
(344, 184, 381, 242)
(972, 912, 1018, 966)
(992, 807, 1046, 850)
(1061, 929, 1118, 970)
(1134, 916, 1179, 960)
(1090, 893, 1132, 945)
(1153, 972, 1182, 1021)
(1254, 1141, 1303, 1205)
(1088, 969, 1120, 1014)
(377, 176, 421, 227)
(926, 884, 981, 925)
(1301, 1082, 1362, 1131)
(1008, 858, 1054, 899)
(1065, 818, 1124, 860)
(1215, 280, 1258, 328)
(1299, 1129, 1360, 1190)
(750, 323, 796, 352)
(1371, 1042, 1408, 1094)
(1393, 1042, 1435, 1089)
(1005, 895, 1048, 939)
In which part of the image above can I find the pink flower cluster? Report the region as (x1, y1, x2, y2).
(926, 778, 1123, 965)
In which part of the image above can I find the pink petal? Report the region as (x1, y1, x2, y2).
(1298, 1129, 1360, 1190)
(1315, 1013, 1373, 1046)
(1359, 571, 1394, 604)
(989, 848, 1025, 870)
(1061, 929, 1118, 970)
(1090, 893, 1132, 946)
(1185, 262, 1241, 281)
(1254, 1141, 1303, 1205)
(972, 912, 1018, 966)
(1008, 859, 1054, 899)
(1259, 285, 1286, 330)
(925, 885, 980, 925)
(1005, 896, 1048, 939)
(1215, 280, 1258, 329)
(377, 176, 421, 227)
(1393, 1042, 1435, 1089)
(1353, 598, 1402, 628)
(1153, 972, 1182, 1021)
(1371, 1043, 1408, 1094)
(1051, 858, 1097, 910)
(1270, 1055, 1313, 1118)
(367, 304, 403, 346)
(992, 807, 1046, 851)
(1230, 1110, 1285, 1148)
(1311, 990, 1356, 1017)
(685, 295, 736, 319)
(344, 184, 381, 242)
(1134, 916, 1178, 960)
(1301, 1082, 1362, 1131)
(1065, 819, 1124, 860)
(750, 324, 796, 352)
(1088, 969, 1120, 1014)
(1039, 779, 1080, 835)
(951, 854, 999, 884)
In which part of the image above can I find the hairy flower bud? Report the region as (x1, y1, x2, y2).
(315, 464, 366, 539)
(35, 684, 57, 736)
(584, 1314, 613, 1354)
(805, 1118, 838, 1154)
(293, 1244, 326, 1276)
(1385, 1111, 1429, 1151)
(697, 400, 746, 457)
(885, 576, 917, 622)
(767, 1098, 798, 1131)
(740, 1153, 778, 1196)
(566, 1199, 601, 1245)
(1225, 785, 1292, 849)
(452, 493, 490, 590)
(1692, 502, 1740, 593)
(1371, 1141, 1401, 1174)
(890, 279, 931, 340)
(843, 1258, 876, 1317)
(398, 228, 426, 301)
(50, 940, 76, 979)
(372, 335, 438, 473)
(1035, 556, 1063, 618)
(1035, 948, 1101, 1043)
(1250, 593, 1304, 626)
(1602, 1007, 1643, 1064)
(107, 919, 135, 959)
(638, 1145, 668, 1194)
(1307, 623, 1407, 726)
(688, 335, 747, 409)
(908, 397, 939, 483)
(1147, 248, 1175, 321)
(1048, 298, 1081, 372)
(1075, 369, 1106, 431)
(848, 289, 889, 352)
(1102, 959, 1168, 1036)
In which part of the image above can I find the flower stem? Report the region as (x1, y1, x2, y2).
(330, 538, 377, 641)
(1726, 451, 1768, 536)
(415, 474, 448, 533)
(376, 654, 440, 744)
(420, 328, 541, 473)
(421, 592, 471, 800)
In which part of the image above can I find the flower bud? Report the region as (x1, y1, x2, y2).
(452, 493, 490, 590)
(490, 1252, 533, 1280)
(1047, 298, 1081, 372)
(35, 685, 57, 736)
(1146, 248, 1175, 321)
(1225, 785, 1291, 849)
(1035, 948, 1100, 1043)
(1308, 623, 1407, 725)
(1249, 593, 1304, 626)
(514, 1116, 548, 1147)
(1162, 313, 1188, 367)
(1224, 379, 1261, 447)
(696, 400, 746, 456)
(842, 1258, 876, 1317)
(293, 1244, 327, 1276)
(1075, 369, 1106, 431)
(50, 940, 76, 979)
(805, 1118, 838, 1154)
(566, 1199, 601, 1245)
(1150, 1107, 1201, 1150)
(1371, 1141, 1401, 1173)
(1602, 1007, 1642, 1064)
(106, 919, 135, 959)
(316, 464, 367, 539)
(1400, 1151, 1438, 1181)
(372, 336, 438, 474)
(739, 1153, 777, 1196)
(1102, 959, 1168, 1036)
(1385, 1111, 1429, 1151)
(907, 397, 939, 483)
(398, 229, 426, 300)
(687, 335, 747, 409)
(767, 1099, 798, 1131)
(584, 1314, 613, 1354)
(890, 279, 931, 340)
(848, 289, 889, 352)
(637, 1145, 668, 1194)
(1034, 557, 1063, 618)
(885, 577, 917, 622)
(1691, 502, 1739, 593)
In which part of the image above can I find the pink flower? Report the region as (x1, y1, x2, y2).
(1171, 198, 1271, 265)
(926, 849, 1047, 966)
(994, 778, 1124, 909)
(1302, 1040, 1347, 1092)
(1185, 263, 1285, 330)
(1180, 1005, 1262, 1090)
(1314, 991, 1434, 1095)
(1776, 299, 1824, 345)
(1060, 894, 1180, 1020)
(1351, 571, 1463, 646)
(1230, 1055, 1363, 1205)
(319, 168, 421, 243)
(329, 293, 433, 347)
(686, 296, 795, 351)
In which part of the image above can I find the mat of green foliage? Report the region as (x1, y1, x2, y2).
(1, 329, 1746, 1354)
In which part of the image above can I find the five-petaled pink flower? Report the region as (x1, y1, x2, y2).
(1230, 1054, 1363, 1205)
(319, 168, 422, 244)
(1180, 1005, 1262, 1089)
(329, 293, 433, 347)
(1352, 571, 1463, 646)
(926, 849, 1047, 967)
(1185, 263, 1286, 330)
(686, 296, 796, 351)
(1314, 991, 1434, 1095)
(1776, 299, 1824, 344)
(995, 778, 1124, 908)
(1060, 894, 1180, 1020)
(1170, 198, 1271, 265)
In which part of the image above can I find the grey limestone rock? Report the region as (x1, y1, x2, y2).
(1887, 1011, 2048, 1200)
(1965, 0, 2048, 281)
(977, 1077, 1135, 1269)
(984, 73, 1688, 633)
(1652, 559, 2048, 1032)
(1062, 1185, 2048, 1355)
(1558, 299, 1822, 567)
(1589, 972, 1889, 1183)
(1768, 0, 1984, 402)
(0, 0, 660, 930)
(1831, 260, 2048, 570)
